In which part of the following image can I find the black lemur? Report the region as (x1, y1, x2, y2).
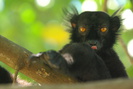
(30, 8, 128, 82)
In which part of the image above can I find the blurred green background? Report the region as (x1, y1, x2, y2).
(0, 0, 133, 83)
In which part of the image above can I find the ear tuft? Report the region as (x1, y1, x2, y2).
(63, 6, 79, 31)
(111, 7, 122, 17)
(63, 6, 78, 22)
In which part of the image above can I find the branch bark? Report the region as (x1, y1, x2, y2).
(1, 79, 133, 89)
(0, 35, 76, 84)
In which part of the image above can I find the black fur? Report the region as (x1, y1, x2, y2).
(60, 43, 111, 81)
(31, 8, 128, 82)
(66, 9, 128, 79)
(0, 66, 13, 84)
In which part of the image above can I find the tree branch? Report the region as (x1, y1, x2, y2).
(0, 35, 76, 84)
(1, 79, 133, 89)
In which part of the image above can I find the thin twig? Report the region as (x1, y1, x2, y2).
(103, 0, 108, 12)
(119, 37, 133, 64)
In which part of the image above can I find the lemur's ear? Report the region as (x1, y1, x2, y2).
(110, 16, 121, 31)
(71, 23, 76, 28)
(63, 5, 79, 29)
(70, 15, 78, 28)
(110, 8, 122, 31)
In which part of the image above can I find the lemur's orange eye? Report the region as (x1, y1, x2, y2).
(100, 27, 107, 32)
(80, 27, 86, 32)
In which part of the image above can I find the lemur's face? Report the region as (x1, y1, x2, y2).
(69, 11, 120, 51)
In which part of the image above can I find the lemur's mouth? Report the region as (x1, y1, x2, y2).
(88, 40, 98, 50)
(91, 45, 97, 50)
